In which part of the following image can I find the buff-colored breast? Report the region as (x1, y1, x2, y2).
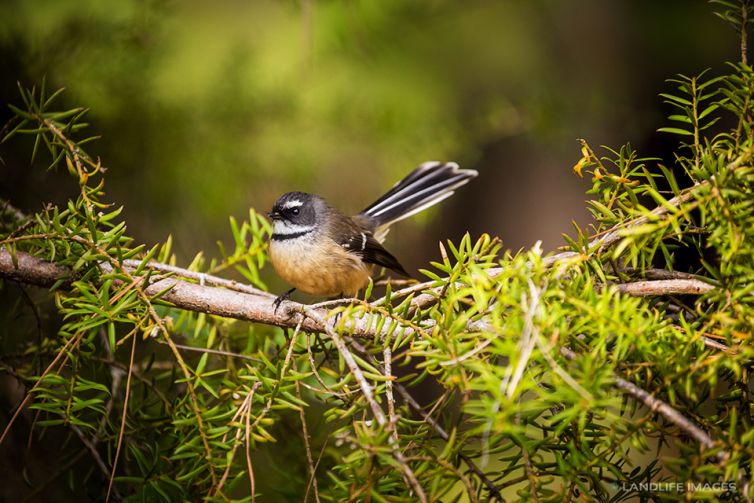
(269, 236, 371, 297)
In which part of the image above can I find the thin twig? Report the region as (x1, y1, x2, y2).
(71, 425, 116, 494)
(439, 337, 494, 367)
(304, 334, 349, 398)
(15, 283, 43, 347)
(512, 434, 538, 502)
(408, 455, 479, 503)
(296, 378, 321, 503)
(88, 356, 172, 409)
(302, 308, 386, 423)
(106, 332, 136, 502)
(383, 346, 399, 442)
(0, 332, 83, 444)
(249, 324, 300, 433)
(742, 0, 749, 65)
(106, 258, 220, 491)
(214, 381, 262, 497)
(504, 279, 544, 399)
(245, 383, 256, 503)
(167, 341, 262, 363)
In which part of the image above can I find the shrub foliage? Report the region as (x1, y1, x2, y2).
(2, 3, 754, 501)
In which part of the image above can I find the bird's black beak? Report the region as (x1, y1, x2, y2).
(268, 209, 283, 221)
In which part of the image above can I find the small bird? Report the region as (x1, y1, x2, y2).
(267, 161, 478, 308)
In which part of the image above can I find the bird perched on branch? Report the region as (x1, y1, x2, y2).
(267, 161, 478, 309)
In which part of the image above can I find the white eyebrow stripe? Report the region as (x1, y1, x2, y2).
(282, 200, 304, 209)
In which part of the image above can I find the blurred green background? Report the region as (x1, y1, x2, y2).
(0, 0, 735, 290)
(0, 1, 741, 500)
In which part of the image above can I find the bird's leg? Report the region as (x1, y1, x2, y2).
(273, 287, 296, 314)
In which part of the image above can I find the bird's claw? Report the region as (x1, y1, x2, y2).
(273, 288, 296, 314)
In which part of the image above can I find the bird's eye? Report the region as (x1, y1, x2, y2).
(290, 208, 300, 216)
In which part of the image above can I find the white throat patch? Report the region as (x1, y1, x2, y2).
(273, 220, 315, 236)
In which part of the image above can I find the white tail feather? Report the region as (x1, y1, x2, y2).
(359, 161, 477, 240)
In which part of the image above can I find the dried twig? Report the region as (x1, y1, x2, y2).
(167, 341, 262, 363)
(71, 425, 116, 493)
(245, 384, 257, 503)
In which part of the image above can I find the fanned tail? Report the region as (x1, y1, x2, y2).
(358, 161, 478, 238)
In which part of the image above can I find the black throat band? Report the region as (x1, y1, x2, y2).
(271, 229, 314, 241)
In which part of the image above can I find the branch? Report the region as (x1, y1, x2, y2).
(485, 150, 751, 281)
(120, 258, 272, 298)
(0, 248, 716, 350)
(106, 332, 136, 502)
(614, 279, 714, 296)
(622, 268, 705, 281)
(0, 248, 390, 338)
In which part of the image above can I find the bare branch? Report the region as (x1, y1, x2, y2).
(383, 346, 398, 443)
(0, 248, 423, 340)
(615, 279, 714, 296)
(121, 258, 272, 298)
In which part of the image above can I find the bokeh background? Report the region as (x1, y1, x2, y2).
(0, 1, 743, 499)
(0, 0, 737, 293)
